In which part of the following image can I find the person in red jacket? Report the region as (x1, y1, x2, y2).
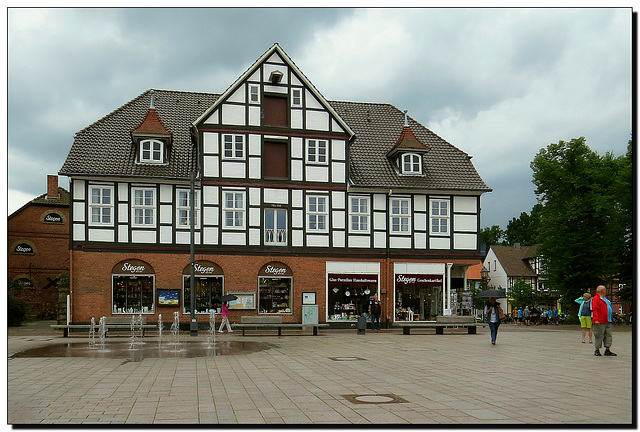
(591, 285, 616, 356)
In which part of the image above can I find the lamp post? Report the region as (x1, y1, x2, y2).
(189, 170, 197, 336)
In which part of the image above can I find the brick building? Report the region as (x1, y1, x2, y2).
(59, 44, 491, 327)
(8, 175, 70, 319)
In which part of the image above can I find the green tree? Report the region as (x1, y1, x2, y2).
(508, 278, 537, 309)
(504, 204, 542, 246)
(530, 137, 629, 312)
(480, 225, 505, 247)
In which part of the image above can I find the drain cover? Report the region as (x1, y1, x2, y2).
(342, 393, 408, 404)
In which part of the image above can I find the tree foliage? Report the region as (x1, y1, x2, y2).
(480, 225, 506, 247)
(530, 137, 632, 305)
(508, 278, 537, 309)
(505, 204, 542, 246)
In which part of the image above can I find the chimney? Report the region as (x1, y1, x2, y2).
(514, 243, 521, 250)
(47, 175, 59, 199)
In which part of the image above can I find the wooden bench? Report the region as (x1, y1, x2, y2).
(232, 316, 329, 336)
(51, 316, 157, 337)
(395, 316, 488, 335)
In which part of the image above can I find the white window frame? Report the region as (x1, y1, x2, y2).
(401, 153, 422, 175)
(264, 208, 287, 245)
(176, 189, 200, 229)
(291, 88, 302, 107)
(132, 188, 156, 227)
(139, 139, 164, 164)
(222, 134, 245, 160)
(89, 185, 114, 226)
(390, 197, 411, 234)
(349, 196, 370, 233)
(307, 195, 328, 233)
(249, 84, 260, 104)
(429, 198, 450, 235)
(223, 190, 246, 230)
(306, 139, 328, 165)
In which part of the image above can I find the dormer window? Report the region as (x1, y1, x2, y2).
(402, 153, 422, 175)
(140, 139, 164, 164)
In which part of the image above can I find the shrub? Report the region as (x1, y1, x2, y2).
(8, 295, 27, 326)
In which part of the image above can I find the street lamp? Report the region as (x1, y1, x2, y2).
(480, 266, 489, 280)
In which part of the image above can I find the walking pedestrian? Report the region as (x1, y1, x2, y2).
(592, 285, 615, 356)
(523, 306, 530, 326)
(512, 308, 519, 325)
(218, 301, 233, 333)
(484, 297, 502, 345)
(575, 293, 593, 343)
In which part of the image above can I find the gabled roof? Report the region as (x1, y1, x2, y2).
(9, 187, 70, 219)
(490, 245, 540, 277)
(193, 43, 355, 139)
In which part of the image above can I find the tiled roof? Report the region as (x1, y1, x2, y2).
(387, 125, 431, 156)
(330, 101, 491, 191)
(31, 187, 70, 206)
(466, 263, 486, 280)
(132, 108, 172, 136)
(60, 90, 219, 179)
(490, 245, 540, 277)
(60, 90, 491, 193)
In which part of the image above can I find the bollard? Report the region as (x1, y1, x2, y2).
(357, 316, 366, 335)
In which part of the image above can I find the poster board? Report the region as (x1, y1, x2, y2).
(227, 293, 255, 310)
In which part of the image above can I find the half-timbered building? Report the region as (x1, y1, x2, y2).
(60, 44, 491, 327)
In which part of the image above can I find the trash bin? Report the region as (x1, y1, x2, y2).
(357, 316, 366, 335)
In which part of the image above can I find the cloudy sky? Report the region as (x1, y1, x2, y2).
(6, 7, 632, 229)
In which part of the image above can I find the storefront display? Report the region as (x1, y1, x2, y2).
(394, 274, 443, 321)
(258, 262, 293, 314)
(327, 274, 378, 321)
(111, 259, 155, 314)
(183, 260, 224, 314)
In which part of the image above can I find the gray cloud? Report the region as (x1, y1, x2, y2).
(7, 7, 632, 230)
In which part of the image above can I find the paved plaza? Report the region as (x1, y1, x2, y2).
(6, 322, 634, 426)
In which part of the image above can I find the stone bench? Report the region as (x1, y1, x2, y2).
(395, 316, 488, 335)
(232, 315, 329, 336)
(51, 316, 156, 337)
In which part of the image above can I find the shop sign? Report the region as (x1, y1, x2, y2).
(328, 274, 378, 285)
(182, 260, 223, 276)
(13, 243, 34, 254)
(43, 212, 63, 224)
(396, 274, 443, 285)
(112, 259, 153, 275)
(259, 262, 293, 277)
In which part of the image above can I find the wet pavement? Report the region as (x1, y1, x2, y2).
(6, 322, 635, 425)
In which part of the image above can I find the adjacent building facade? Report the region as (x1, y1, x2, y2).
(8, 175, 70, 319)
(59, 44, 491, 326)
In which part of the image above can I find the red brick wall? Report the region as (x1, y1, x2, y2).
(70, 251, 393, 324)
(8, 204, 69, 318)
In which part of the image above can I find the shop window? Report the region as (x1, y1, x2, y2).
(259, 277, 292, 314)
(328, 274, 378, 321)
(112, 275, 154, 314)
(89, 185, 114, 226)
(394, 274, 443, 321)
(183, 276, 223, 315)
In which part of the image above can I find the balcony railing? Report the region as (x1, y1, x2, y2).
(265, 228, 287, 245)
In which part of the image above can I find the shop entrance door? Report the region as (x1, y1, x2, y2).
(419, 286, 443, 321)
